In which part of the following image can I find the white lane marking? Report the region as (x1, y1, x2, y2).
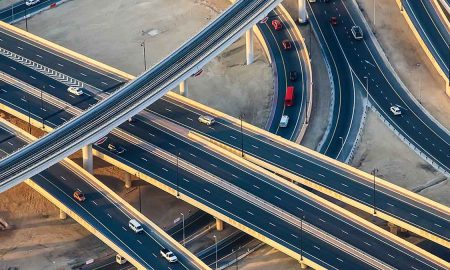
(36, 54, 43, 58)
(30, 75, 36, 79)
(230, 136, 237, 140)
(57, 63, 64, 67)
(319, 218, 326, 223)
(318, 173, 325, 177)
(336, 258, 343, 262)
(137, 240, 142, 245)
(274, 154, 281, 158)
(253, 185, 260, 189)
(291, 234, 298, 239)
(410, 213, 418, 217)
(122, 226, 127, 231)
(364, 242, 372, 246)
(387, 254, 395, 259)
(92, 200, 98, 206)
(204, 189, 211, 194)
(231, 174, 238, 179)
(165, 108, 172, 112)
(17, 46, 23, 50)
(247, 211, 254, 216)
(49, 85, 55, 89)
(101, 82, 109, 85)
(269, 222, 276, 227)
(60, 176, 66, 180)
(434, 223, 442, 228)
(152, 253, 157, 258)
(169, 143, 175, 147)
(107, 213, 112, 218)
(341, 183, 348, 187)
(313, 245, 320, 250)
(252, 145, 259, 149)
(296, 164, 303, 168)
(10, 66, 16, 70)
(225, 200, 232, 205)
(190, 153, 196, 157)
(387, 203, 394, 207)
(80, 73, 87, 76)
(210, 163, 217, 168)
(274, 195, 281, 200)
(341, 230, 348, 235)
(364, 193, 371, 197)
(141, 157, 148, 162)
(162, 168, 168, 172)
(148, 132, 155, 137)
(20, 98, 27, 102)
(183, 178, 190, 182)
(7, 142, 13, 146)
(187, 117, 193, 121)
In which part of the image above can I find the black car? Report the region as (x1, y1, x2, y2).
(289, 71, 297, 82)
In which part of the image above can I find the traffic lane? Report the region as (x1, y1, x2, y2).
(0, 80, 73, 127)
(93, 136, 373, 269)
(405, 0, 450, 74)
(39, 165, 191, 270)
(148, 96, 450, 241)
(0, 29, 124, 91)
(168, 211, 214, 241)
(306, 2, 357, 159)
(324, 0, 450, 171)
(106, 121, 436, 270)
(199, 232, 251, 264)
(0, 130, 188, 270)
(270, 8, 306, 140)
(0, 55, 99, 110)
(0, 2, 29, 19)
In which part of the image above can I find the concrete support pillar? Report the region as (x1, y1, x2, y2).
(299, 262, 308, 269)
(298, 0, 308, 24)
(179, 80, 188, 97)
(59, 209, 67, 220)
(124, 172, 132, 188)
(215, 218, 224, 231)
(446, 82, 450, 97)
(245, 28, 254, 65)
(82, 144, 93, 174)
(388, 223, 398, 235)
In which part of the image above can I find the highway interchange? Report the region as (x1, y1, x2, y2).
(0, 20, 448, 269)
(0, 0, 449, 269)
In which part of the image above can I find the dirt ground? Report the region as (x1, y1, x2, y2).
(16, 0, 273, 128)
(350, 0, 449, 206)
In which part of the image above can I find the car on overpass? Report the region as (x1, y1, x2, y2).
(351, 26, 364, 40)
(282, 40, 292, 50)
(160, 248, 178, 263)
(198, 115, 215, 126)
(390, 105, 402, 116)
(272, 19, 283, 31)
(67, 86, 83, 96)
(25, 0, 40, 6)
(73, 191, 86, 202)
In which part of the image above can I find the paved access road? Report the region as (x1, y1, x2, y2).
(403, 0, 450, 80)
(0, 125, 197, 270)
(0, 0, 60, 23)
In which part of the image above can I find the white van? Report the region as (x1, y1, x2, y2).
(129, 219, 143, 233)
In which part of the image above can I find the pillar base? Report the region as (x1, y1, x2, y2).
(179, 80, 188, 97)
(59, 209, 67, 220)
(82, 144, 93, 174)
(245, 29, 254, 65)
(215, 218, 224, 231)
(388, 222, 398, 235)
(299, 261, 308, 269)
(124, 172, 132, 188)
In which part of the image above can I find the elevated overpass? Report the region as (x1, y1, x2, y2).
(0, 119, 208, 270)
(0, 3, 449, 250)
(0, 65, 447, 269)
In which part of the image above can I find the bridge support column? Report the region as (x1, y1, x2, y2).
(245, 28, 254, 65)
(124, 172, 132, 188)
(82, 144, 93, 174)
(215, 218, 224, 231)
(446, 82, 450, 97)
(388, 222, 398, 235)
(299, 261, 308, 269)
(298, 0, 308, 24)
(59, 209, 67, 220)
(179, 80, 188, 97)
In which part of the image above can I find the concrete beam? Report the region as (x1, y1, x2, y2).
(59, 209, 67, 220)
(298, 0, 308, 24)
(124, 172, 132, 188)
(179, 80, 188, 97)
(215, 218, 224, 231)
(82, 144, 93, 174)
(245, 28, 254, 65)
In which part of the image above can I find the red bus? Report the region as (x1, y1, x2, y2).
(285, 86, 294, 106)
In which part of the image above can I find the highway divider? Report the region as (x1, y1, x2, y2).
(393, 0, 450, 97)
(187, 128, 450, 249)
(432, 0, 450, 31)
(188, 130, 450, 269)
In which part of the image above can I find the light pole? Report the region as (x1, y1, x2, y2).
(371, 168, 378, 215)
(10, 0, 14, 21)
(416, 63, 422, 103)
(373, 0, 376, 30)
(25, 7, 28, 31)
(180, 212, 185, 246)
(41, 85, 45, 129)
(300, 211, 305, 262)
(140, 40, 147, 71)
(213, 235, 218, 270)
(176, 152, 180, 198)
(240, 114, 244, 157)
(338, 136, 343, 148)
(138, 184, 142, 213)
(234, 246, 240, 270)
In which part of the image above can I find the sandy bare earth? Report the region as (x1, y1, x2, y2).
(16, 0, 273, 128)
(349, 0, 449, 206)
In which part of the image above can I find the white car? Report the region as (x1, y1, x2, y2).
(390, 106, 402, 116)
(25, 0, 40, 6)
(279, 115, 289, 128)
(198, 115, 215, 126)
(160, 248, 178, 263)
(351, 26, 363, 40)
(67, 86, 83, 96)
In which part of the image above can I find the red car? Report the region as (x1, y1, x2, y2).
(74, 191, 86, 202)
(282, 40, 292, 50)
(272, 19, 283, 31)
(330, 16, 338, 25)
